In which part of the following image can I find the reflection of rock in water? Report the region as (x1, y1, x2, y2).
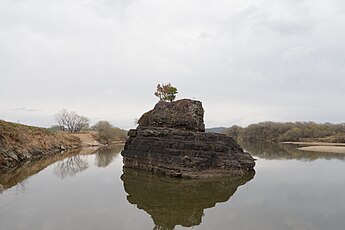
(54, 155, 89, 179)
(94, 145, 123, 168)
(121, 168, 254, 230)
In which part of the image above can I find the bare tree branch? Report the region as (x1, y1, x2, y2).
(55, 109, 89, 132)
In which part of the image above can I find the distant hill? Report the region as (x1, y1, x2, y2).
(205, 127, 227, 134)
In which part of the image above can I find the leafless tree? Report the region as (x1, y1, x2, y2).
(55, 109, 89, 132)
(54, 155, 89, 179)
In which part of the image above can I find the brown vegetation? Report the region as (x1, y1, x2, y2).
(0, 119, 126, 172)
(224, 122, 345, 143)
(0, 120, 80, 170)
(91, 121, 127, 145)
(240, 141, 345, 160)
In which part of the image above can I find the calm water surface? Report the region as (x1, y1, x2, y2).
(1, 143, 345, 230)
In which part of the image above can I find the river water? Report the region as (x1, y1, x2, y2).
(1, 143, 345, 230)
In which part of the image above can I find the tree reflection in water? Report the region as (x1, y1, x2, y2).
(54, 155, 89, 179)
(0, 184, 4, 194)
(53, 145, 123, 178)
(121, 168, 254, 230)
(94, 145, 123, 168)
(0, 145, 124, 192)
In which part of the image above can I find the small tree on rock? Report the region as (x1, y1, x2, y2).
(154, 83, 178, 102)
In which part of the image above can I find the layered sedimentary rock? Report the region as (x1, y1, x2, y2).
(121, 99, 255, 178)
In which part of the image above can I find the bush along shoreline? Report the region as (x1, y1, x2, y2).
(224, 122, 345, 143)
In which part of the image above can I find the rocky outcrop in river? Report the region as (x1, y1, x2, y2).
(121, 99, 255, 178)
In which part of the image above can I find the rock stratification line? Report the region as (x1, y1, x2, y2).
(121, 99, 255, 178)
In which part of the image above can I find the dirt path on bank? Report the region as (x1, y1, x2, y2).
(70, 132, 103, 147)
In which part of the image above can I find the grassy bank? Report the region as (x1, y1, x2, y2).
(0, 120, 81, 170)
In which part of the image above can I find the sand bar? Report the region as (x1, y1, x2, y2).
(284, 142, 345, 146)
(298, 146, 345, 154)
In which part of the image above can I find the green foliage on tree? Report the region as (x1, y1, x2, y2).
(154, 83, 178, 102)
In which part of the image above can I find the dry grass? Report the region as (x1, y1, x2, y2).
(0, 120, 80, 151)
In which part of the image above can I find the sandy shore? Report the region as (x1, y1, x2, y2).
(283, 142, 345, 154)
(298, 146, 345, 154)
(284, 142, 345, 146)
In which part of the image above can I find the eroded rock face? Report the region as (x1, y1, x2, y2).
(122, 99, 255, 178)
(138, 99, 205, 132)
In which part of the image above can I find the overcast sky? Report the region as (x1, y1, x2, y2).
(1, 0, 344, 129)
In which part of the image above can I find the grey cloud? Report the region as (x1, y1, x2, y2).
(12, 107, 41, 112)
(0, 0, 344, 129)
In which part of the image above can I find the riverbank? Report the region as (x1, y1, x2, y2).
(0, 120, 103, 171)
(0, 148, 82, 191)
(284, 142, 345, 146)
(284, 141, 345, 154)
(298, 146, 345, 154)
